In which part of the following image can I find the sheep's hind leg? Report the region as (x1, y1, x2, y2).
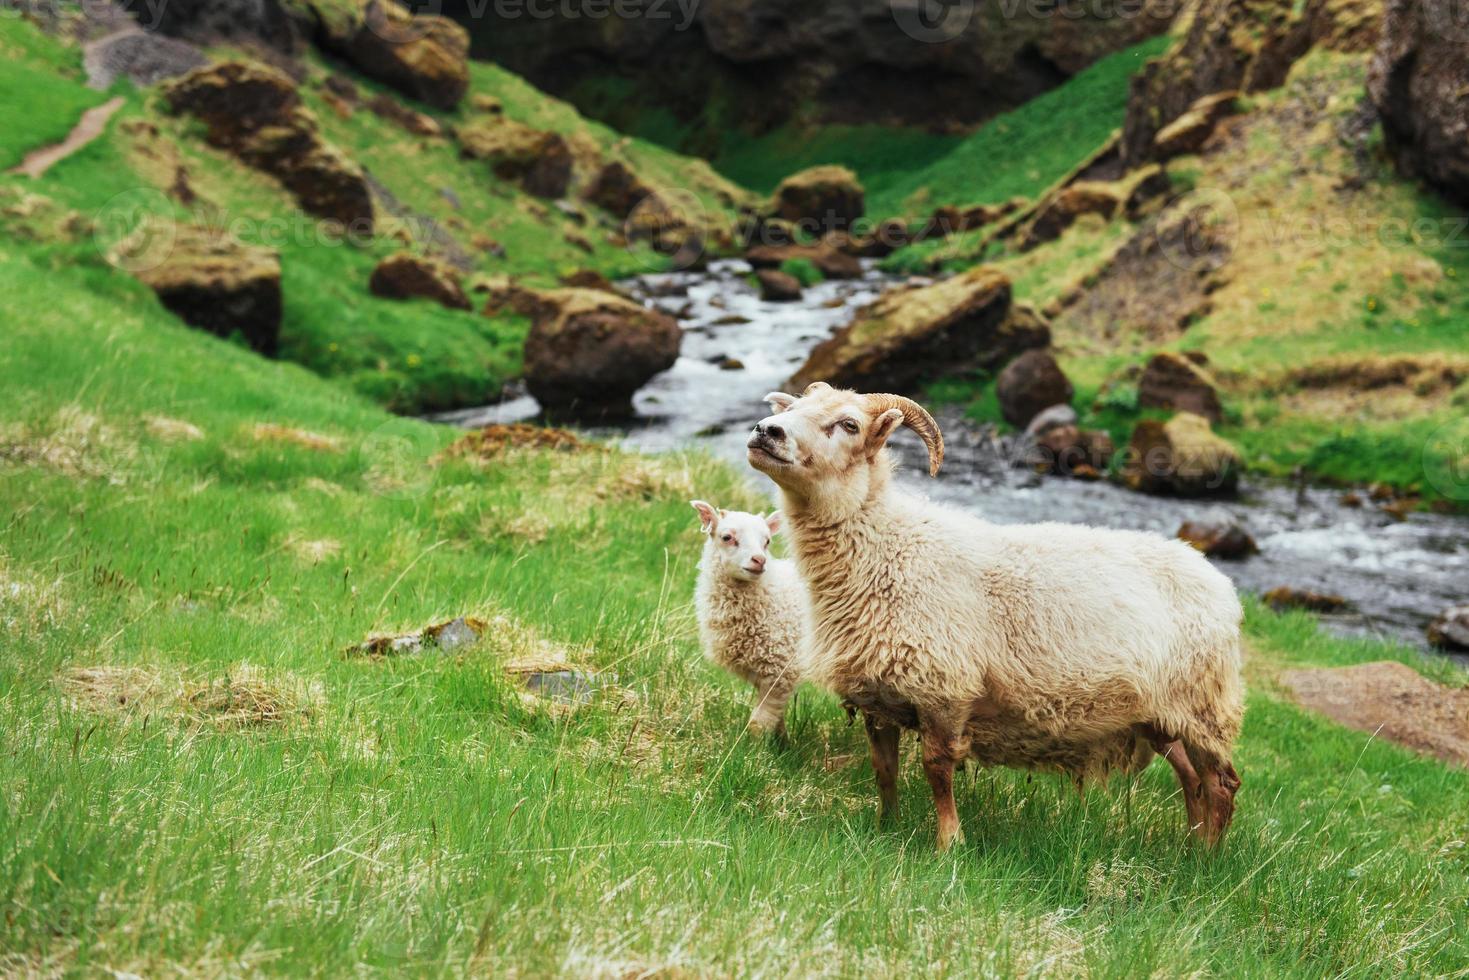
(863, 713, 900, 825)
(920, 721, 971, 853)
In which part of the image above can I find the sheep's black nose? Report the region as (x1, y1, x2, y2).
(758, 422, 785, 441)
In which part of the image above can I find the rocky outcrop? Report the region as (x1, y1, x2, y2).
(1138, 352, 1223, 424)
(1177, 520, 1259, 559)
(788, 267, 1049, 392)
(583, 161, 654, 219)
(83, 30, 209, 89)
(756, 269, 802, 303)
(135, 226, 282, 355)
(1369, 0, 1469, 205)
(523, 289, 681, 418)
(1123, 412, 1241, 497)
(744, 242, 860, 280)
(369, 252, 471, 310)
(1121, 0, 1382, 165)
(458, 116, 572, 198)
(1019, 182, 1124, 250)
(447, 0, 1172, 142)
(1426, 605, 1469, 652)
(298, 0, 469, 109)
(770, 165, 863, 231)
(1152, 91, 1240, 160)
(1265, 587, 1349, 612)
(164, 61, 374, 231)
(997, 349, 1073, 429)
(147, 0, 299, 51)
(920, 198, 1026, 241)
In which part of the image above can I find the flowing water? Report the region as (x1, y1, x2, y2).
(436, 260, 1469, 653)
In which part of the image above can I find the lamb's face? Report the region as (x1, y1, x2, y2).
(746, 383, 944, 498)
(691, 502, 782, 581)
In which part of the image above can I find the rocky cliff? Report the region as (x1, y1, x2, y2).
(440, 0, 1172, 151)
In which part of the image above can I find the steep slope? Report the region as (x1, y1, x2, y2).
(0, 7, 749, 414)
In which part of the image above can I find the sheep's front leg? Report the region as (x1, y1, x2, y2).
(748, 681, 791, 739)
(920, 723, 971, 852)
(863, 713, 900, 825)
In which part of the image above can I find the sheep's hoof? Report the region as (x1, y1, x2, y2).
(747, 719, 788, 744)
(936, 825, 965, 853)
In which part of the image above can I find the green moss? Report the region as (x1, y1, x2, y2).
(778, 257, 823, 288)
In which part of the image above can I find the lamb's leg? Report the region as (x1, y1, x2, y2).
(920, 722, 971, 853)
(863, 713, 900, 825)
(748, 681, 791, 739)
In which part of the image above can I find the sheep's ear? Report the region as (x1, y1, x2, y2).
(765, 512, 784, 535)
(763, 392, 797, 413)
(867, 408, 905, 458)
(690, 500, 719, 534)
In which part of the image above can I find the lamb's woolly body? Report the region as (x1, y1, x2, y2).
(694, 537, 810, 733)
(791, 485, 1243, 777)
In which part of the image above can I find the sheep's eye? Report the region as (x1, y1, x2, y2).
(840, 419, 860, 434)
(721, 534, 733, 543)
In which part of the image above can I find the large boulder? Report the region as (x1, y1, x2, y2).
(1138, 352, 1224, 424)
(1369, 0, 1469, 206)
(1152, 91, 1240, 160)
(1123, 412, 1241, 497)
(583, 160, 654, 219)
(788, 267, 1049, 392)
(743, 242, 861, 280)
(135, 226, 282, 355)
(145, 0, 299, 50)
(771, 165, 864, 231)
(1177, 520, 1259, 560)
(458, 116, 572, 199)
(997, 349, 1073, 429)
(164, 61, 373, 231)
(1019, 182, 1124, 250)
(756, 269, 802, 303)
(1427, 605, 1469, 652)
(303, 0, 469, 110)
(369, 252, 471, 310)
(523, 289, 681, 419)
(83, 30, 209, 89)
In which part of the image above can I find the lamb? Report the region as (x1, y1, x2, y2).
(691, 501, 810, 737)
(745, 383, 1245, 850)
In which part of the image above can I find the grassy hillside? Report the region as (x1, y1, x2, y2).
(3, 201, 1469, 973)
(920, 51, 1469, 500)
(715, 37, 1170, 220)
(0, 15, 747, 414)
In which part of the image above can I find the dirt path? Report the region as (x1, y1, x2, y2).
(8, 96, 125, 180)
(1283, 661, 1469, 768)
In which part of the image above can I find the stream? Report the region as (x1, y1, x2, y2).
(435, 260, 1469, 653)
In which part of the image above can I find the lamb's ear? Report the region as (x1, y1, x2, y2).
(765, 511, 784, 535)
(690, 500, 719, 534)
(763, 392, 798, 413)
(866, 408, 905, 458)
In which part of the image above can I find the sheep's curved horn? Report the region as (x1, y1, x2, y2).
(802, 382, 832, 397)
(864, 394, 945, 477)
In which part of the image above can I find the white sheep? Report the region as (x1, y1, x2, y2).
(691, 501, 810, 737)
(745, 383, 1245, 850)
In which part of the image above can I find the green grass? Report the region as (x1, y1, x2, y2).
(0, 16, 109, 171)
(779, 257, 825, 288)
(4, 227, 1469, 974)
(712, 37, 1170, 223)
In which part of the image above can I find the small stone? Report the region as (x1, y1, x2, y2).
(434, 617, 479, 652)
(1264, 587, 1349, 613)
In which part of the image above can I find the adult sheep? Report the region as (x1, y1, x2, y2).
(746, 382, 1244, 851)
